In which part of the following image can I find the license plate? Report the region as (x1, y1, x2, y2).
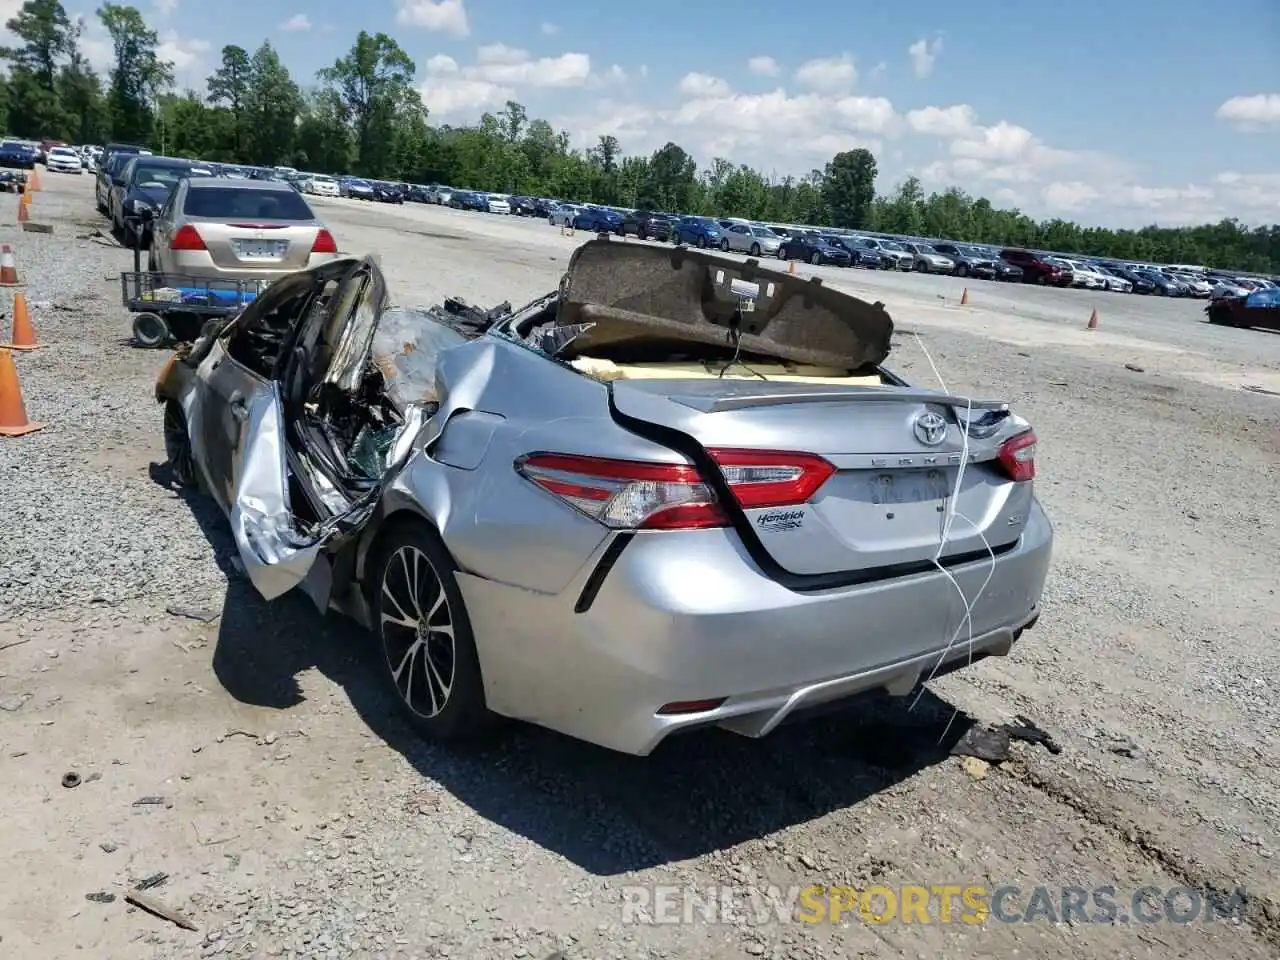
(865, 471, 949, 505)
(232, 239, 287, 259)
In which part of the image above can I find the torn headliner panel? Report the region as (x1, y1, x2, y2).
(371, 306, 474, 411)
(555, 238, 895, 369)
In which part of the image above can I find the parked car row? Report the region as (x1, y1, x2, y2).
(391, 188, 1280, 296)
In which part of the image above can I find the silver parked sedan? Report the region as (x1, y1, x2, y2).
(155, 240, 1053, 756)
(718, 221, 783, 256)
(147, 178, 341, 281)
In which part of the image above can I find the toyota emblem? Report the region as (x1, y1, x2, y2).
(912, 411, 947, 446)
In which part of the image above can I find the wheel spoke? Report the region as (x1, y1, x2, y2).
(380, 544, 458, 721)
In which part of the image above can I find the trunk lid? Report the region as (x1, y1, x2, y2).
(609, 377, 1033, 577)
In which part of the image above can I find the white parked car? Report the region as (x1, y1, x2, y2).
(1056, 258, 1104, 289)
(45, 146, 83, 174)
(486, 193, 511, 215)
(1088, 264, 1133, 293)
(305, 175, 340, 198)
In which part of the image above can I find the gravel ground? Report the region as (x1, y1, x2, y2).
(1, 172, 1277, 960)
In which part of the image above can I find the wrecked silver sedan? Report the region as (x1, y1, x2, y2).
(155, 239, 1053, 756)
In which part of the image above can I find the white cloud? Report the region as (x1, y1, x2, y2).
(279, 13, 311, 31)
(425, 54, 458, 73)
(153, 0, 177, 16)
(908, 37, 943, 79)
(870, 61, 887, 81)
(794, 54, 856, 93)
(1216, 93, 1280, 130)
(73, 15, 113, 72)
(678, 72, 731, 98)
(747, 56, 779, 77)
(420, 45, 595, 117)
(540, 22, 558, 35)
(157, 30, 210, 87)
(906, 104, 977, 138)
(395, 0, 469, 37)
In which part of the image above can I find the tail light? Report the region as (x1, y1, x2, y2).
(170, 224, 206, 251)
(996, 430, 1036, 482)
(311, 228, 337, 254)
(515, 449, 835, 530)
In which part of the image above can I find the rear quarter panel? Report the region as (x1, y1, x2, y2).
(374, 336, 696, 596)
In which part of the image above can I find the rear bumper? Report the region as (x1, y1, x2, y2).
(160, 251, 341, 282)
(460, 500, 1054, 755)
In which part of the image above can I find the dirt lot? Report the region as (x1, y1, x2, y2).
(1, 172, 1278, 960)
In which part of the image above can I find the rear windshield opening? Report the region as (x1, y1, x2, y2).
(183, 188, 316, 220)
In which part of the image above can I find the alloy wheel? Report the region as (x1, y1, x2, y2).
(380, 545, 456, 719)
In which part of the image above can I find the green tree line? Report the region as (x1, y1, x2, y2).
(3, 0, 1278, 273)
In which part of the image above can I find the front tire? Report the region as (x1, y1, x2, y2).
(810, 252, 821, 265)
(750, 243, 761, 257)
(372, 521, 489, 743)
(162, 401, 198, 487)
(720, 238, 730, 252)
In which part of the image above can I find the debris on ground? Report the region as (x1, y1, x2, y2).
(61, 772, 82, 789)
(1124, 363, 1146, 373)
(952, 714, 1062, 766)
(133, 872, 169, 891)
(164, 605, 219, 622)
(86, 892, 116, 903)
(125, 888, 198, 932)
(132, 796, 168, 807)
(959, 756, 990, 780)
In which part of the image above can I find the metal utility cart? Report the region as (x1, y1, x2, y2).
(120, 216, 270, 347)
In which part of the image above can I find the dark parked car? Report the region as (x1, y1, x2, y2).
(1206, 287, 1280, 331)
(674, 216, 723, 248)
(1097, 264, 1154, 294)
(999, 249, 1072, 286)
(778, 233, 853, 266)
(371, 181, 405, 203)
(508, 195, 551, 217)
(821, 235, 881, 267)
(932, 242, 1000, 280)
(572, 207, 623, 233)
(0, 140, 38, 170)
(621, 210, 675, 241)
(109, 155, 203, 246)
(1134, 269, 1184, 296)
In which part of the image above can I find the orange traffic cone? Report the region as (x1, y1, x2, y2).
(0, 244, 20, 286)
(1086, 308, 1099, 330)
(960, 287, 970, 306)
(27, 167, 41, 191)
(0, 347, 43, 436)
(4, 293, 39, 350)
(16, 198, 29, 224)
(788, 260, 796, 274)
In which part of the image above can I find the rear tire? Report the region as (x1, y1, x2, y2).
(810, 252, 821, 265)
(371, 520, 490, 744)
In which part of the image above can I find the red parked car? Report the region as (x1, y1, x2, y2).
(999, 248, 1074, 286)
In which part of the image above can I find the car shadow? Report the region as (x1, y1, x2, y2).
(152, 461, 975, 876)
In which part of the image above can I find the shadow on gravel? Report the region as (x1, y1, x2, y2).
(155, 463, 972, 876)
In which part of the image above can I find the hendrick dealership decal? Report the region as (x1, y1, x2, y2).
(756, 509, 805, 532)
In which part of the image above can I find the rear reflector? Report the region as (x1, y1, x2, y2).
(170, 224, 206, 251)
(311, 228, 337, 253)
(996, 430, 1036, 482)
(515, 448, 836, 531)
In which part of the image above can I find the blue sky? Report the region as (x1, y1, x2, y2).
(37, 0, 1280, 227)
